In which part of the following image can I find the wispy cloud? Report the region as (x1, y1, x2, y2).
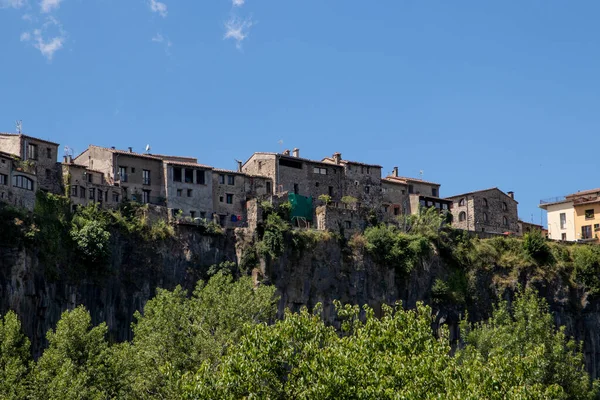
(232, 0, 244, 6)
(224, 16, 252, 49)
(21, 16, 66, 60)
(149, 0, 167, 17)
(0, 0, 26, 8)
(22, 13, 33, 21)
(152, 33, 172, 54)
(40, 0, 63, 13)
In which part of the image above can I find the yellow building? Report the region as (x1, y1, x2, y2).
(567, 189, 600, 242)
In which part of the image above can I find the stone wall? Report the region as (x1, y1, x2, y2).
(382, 179, 410, 219)
(448, 189, 518, 233)
(212, 170, 249, 228)
(316, 204, 367, 236)
(165, 165, 212, 218)
(339, 163, 383, 208)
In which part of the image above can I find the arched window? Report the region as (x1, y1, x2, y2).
(459, 211, 466, 222)
(502, 202, 507, 211)
(12, 175, 33, 191)
(459, 198, 465, 206)
(503, 216, 508, 226)
(482, 198, 488, 207)
(483, 212, 488, 223)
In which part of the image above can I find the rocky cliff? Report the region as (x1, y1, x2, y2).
(1, 224, 600, 379)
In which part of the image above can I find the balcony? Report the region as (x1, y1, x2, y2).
(143, 178, 151, 185)
(540, 196, 566, 205)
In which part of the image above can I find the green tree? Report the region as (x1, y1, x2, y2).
(0, 311, 31, 399)
(30, 306, 120, 400)
(129, 273, 277, 399)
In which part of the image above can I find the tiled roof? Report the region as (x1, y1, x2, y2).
(385, 175, 440, 186)
(322, 157, 383, 168)
(566, 188, 600, 198)
(89, 145, 164, 160)
(381, 177, 408, 185)
(164, 160, 213, 169)
(445, 187, 500, 199)
(244, 152, 344, 168)
(149, 154, 197, 162)
(0, 133, 59, 146)
(62, 163, 106, 175)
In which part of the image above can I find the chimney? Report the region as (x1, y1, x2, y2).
(392, 166, 399, 177)
(292, 148, 300, 158)
(128, 147, 133, 153)
(333, 152, 342, 164)
(67, 155, 73, 164)
(63, 155, 68, 163)
(507, 191, 514, 200)
(111, 146, 116, 150)
(283, 149, 290, 156)
(237, 160, 243, 172)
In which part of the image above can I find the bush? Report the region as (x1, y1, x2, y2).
(258, 213, 290, 258)
(523, 231, 554, 266)
(70, 220, 111, 263)
(572, 245, 600, 294)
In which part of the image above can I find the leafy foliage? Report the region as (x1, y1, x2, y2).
(523, 230, 554, 266)
(0, 312, 31, 399)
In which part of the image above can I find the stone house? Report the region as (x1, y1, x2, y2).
(73, 145, 167, 205)
(446, 188, 519, 234)
(242, 149, 344, 205)
(381, 176, 410, 218)
(212, 167, 272, 228)
(517, 220, 547, 237)
(163, 160, 213, 219)
(0, 133, 61, 194)
(62, 157, 121, 211)
(321, 152, 383, 208)
(0, 151, 37, 210)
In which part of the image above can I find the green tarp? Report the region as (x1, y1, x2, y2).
(288, 193, 313, 222)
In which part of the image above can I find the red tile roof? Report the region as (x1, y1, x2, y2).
(566, 188, 600, 198)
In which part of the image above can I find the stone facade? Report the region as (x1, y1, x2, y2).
(63, 160, 121, 210)
(322, 153, 383, 208)
(164, 161, 213, 219)
(381, 178, 410, 219)
(446, 188, 519, 234)
(0, 151, 37, 211)
(316, 205, 366, 237)
(0, 133, 61, 194)
(517, 220, 547, 237)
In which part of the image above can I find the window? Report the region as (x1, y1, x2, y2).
(560, 213, 567, 229)
(384, 205, 389, 213)
(190, 211, 196, 219)
(279, 158, 302, 169)
(122, 187, 128, 200)
(173, 167, 182, 182)
(177, 189, 182, 197)
(0, 174, 6, 185)
(365, 186, 370, 194)
(143, 170, 151, 185)
(131, 168, 136, 173)
(482, 198, 488, 207)
(294, 183, 299, 194)
(118, 166, 127, 182)
(459, 211, 466, 222)
(585, 209, 595, 220)
(89, 188, 95, 200)
(432, 188, 438, 197)
(313, 167, 327, 175)
(258, 161, 262, 171)
(12, 175, 34, 190)
(185, 169, 194, 183)
(408, 184, 414, 194)
(187, 189, 193, 197)
(503, 216, 508, 226)
(266, 181, 272, 194)
(595, 224, 600, 232)
(226, 194, 233, 204)
(219, 174, 225, 184)
(196, 170, 205, 185)
(98, 190, 103, 203)
(112, 192, 120, 203)
(561, 233, 567, 241)
(87, 173, 93, 183)
(328, 186, 333, 196)
(26, 143, 37, 160)
(142, 190, 150, 204)
(483, 212, 488, 223)
(442, 203, 448, 210)
(459, 198, 465, 206)
(502, 202, 508, 211)
(227, 175, 235, 185)
(80, 186, 86, 198)
(45, 169, 51, 180)
(345, 221, 352, 229)
(315, 182, 319, 188)
(71, 185, 78, 196)
(394, 206, 400, 216)
(200, 211, 206, 218)
(582, 225, 593, 239)
(219, 196, 224, 203)
(46, 147, 52, 159)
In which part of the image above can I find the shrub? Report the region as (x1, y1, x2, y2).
(70, 220, 111, 263)
(572, 245, 600, 295)
(318, 194, 332, 205)
(258, 213, 290, 258)
(523, 231, 554, 266)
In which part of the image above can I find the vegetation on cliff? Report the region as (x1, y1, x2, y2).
(0, 276, 597, 399)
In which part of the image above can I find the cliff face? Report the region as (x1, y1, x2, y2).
(1, 226, 600, 378)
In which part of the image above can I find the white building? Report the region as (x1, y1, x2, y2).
(539, 198, 575, 241)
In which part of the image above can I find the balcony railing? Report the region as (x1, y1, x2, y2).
(540, 196, 566, 205)
(143, 178, 151, 185)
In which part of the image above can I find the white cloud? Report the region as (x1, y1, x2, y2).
(224, 16, 253, 49)
(149, 0, 167, 17)
(22, 13, 33, 21)
(232, 0, 244, 6)
(152, 33, 172, 54)
(21, 17, 66, 61)
(40, 0, 63, 13)
(0, 0, 26, 8)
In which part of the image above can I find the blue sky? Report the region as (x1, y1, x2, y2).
(1, 1, 599, 226)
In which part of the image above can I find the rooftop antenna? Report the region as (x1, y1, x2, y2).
(15, 120, 22, 134)
(277, 139, 284, 153)
(145, 144, 151, 154)
(64, 146, 73, 157)
(419, 169, 424, 179)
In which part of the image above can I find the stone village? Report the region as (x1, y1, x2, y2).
(1, 131, 595, 243)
